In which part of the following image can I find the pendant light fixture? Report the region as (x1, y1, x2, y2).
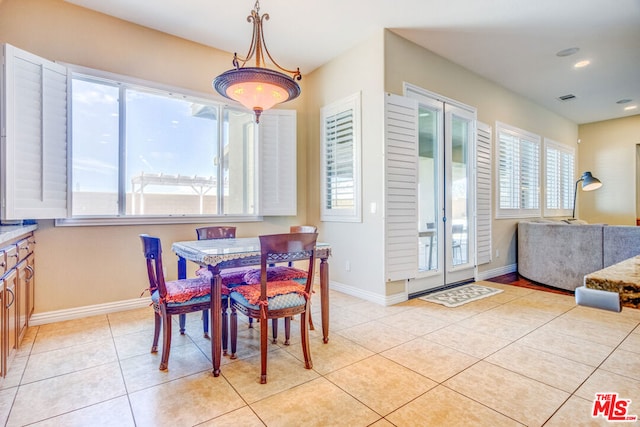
(213, 0, 302, 123)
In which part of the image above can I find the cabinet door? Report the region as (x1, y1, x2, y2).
(25, 254, 35, 321)
(2, 270, 17, 367)
(16, 259, 27, 342)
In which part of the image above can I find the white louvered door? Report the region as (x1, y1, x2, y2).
(1, 44, 68, 220)
(476, 122, 492, 265)
(384, 93, 419, 282)
(396, 85, 477, 295)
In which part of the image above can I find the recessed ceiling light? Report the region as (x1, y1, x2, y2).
(617, 99, 633, 104)
(556, 47, 580, 57)
(624, 105, 638, 111)
(574, 60, 590, 68)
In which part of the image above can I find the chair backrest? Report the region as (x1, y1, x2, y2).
(286, 226, 316, 266)
(259, 233, 318, 300)
(289, 225, 317, 234)
(196, 226, 236, 240)
(140, 234, 167, 299)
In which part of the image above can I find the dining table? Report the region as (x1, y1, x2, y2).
(171, 237, 331, 377)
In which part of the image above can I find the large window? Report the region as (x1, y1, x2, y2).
(496, 122, 541, 218)
(544, 138, 575, 216)
(320, 93, 361, 222)
(69, 72, 256, 218)
(3, 46, 294, 224)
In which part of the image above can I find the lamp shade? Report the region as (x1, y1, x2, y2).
(213, 67, 301, 123)
(580, 171, 602, 191)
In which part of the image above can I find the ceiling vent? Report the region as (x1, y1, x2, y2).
(558, 94, 577, 102)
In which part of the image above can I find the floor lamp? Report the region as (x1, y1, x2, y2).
(572, 171, 602, 219)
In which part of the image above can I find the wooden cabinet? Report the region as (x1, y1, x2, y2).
(0, 269, 16, 377)
(0, 230, 35, 377)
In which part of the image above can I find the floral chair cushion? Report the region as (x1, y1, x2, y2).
(229, 280, 307, 308)
(195, 267, 247, 286)
(243, 266, 308, 284)
(150, 276, 232, 308)
(150, 277, 209, 303)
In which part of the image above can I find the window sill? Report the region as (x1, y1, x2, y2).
(54, 215, 263, 227)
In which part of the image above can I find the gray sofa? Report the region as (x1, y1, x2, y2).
(517, 221, 640, 291)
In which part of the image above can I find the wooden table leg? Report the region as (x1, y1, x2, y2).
(209, 264, 222, 376)
(320, 256, 329, 344)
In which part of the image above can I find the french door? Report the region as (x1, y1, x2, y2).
(406, 87, 476, 295)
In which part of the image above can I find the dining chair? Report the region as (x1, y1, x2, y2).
(196, 226, 237, 240)
(289, 225, 317, 234)
(262, 225, 317, 340)
(139, 234, 213, 370)
(229, 232, 318, 384)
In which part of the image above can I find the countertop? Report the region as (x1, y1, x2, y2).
(585, 255, 640, 308)
(0, 224, 38, 246)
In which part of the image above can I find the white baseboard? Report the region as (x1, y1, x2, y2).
(476, 263, 517, 281)
(30, 298, 150, 326)
(329, 280, 407, 306)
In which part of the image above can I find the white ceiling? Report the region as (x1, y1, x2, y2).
(65, 0, 640, 124)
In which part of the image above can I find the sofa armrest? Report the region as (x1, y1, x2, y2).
(518, 222, 604, 291)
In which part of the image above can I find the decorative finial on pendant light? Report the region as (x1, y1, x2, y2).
(212, 0, 302, 123)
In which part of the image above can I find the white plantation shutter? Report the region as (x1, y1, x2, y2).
(546, 148, 560, 202)
(1, 44, 68, 219)
(326, 110, 354, 208)
(496, 122, 540, 218)
(384, 93, 418, 282)
(259, 109, 296, 215)
(544, 138, 575, 216)
(476, 122, 492, 265)
(321, 93, 361, 222)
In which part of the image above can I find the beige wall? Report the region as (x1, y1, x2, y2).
(304, 32, 389, 296)
(306, 30, 579, 301)
(578, 115, 640, 225)
(384, 30, 578, 274)
(0, 0, 309, 313)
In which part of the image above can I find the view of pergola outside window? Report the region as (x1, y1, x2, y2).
(70, 75, 256, 218)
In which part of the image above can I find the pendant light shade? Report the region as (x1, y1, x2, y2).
(213, 1, 301, 123)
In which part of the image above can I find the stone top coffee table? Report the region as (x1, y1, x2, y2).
(585, 255, 640, 309)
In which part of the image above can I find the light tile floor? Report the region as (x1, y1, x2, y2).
(1, 281, 640, 426)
